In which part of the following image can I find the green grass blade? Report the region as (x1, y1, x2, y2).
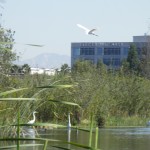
(0, 98, 37, 101)
(14, 123, 66, 128)
(0, 88, 28, 97)
(95, 127, 99, 149)
(0, 138, 99, 150)
(17, 108, 20, 150)
(48, 99, 80, 107)
(51, 145, 71, 150)
(43, 140, 48, 150)
(37, 85, 74, 88)
(89, 115, 94, 147)
(73, 127, 90, 132)
(0, 144, 43, 149)
(0, 138, 61, 142)
(66, 141, 95, 150)
(0, 108, 13, 112)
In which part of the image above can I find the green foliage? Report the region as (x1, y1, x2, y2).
(126, 44, 140, 73)
(72, 60, 94, 74)
(71, 60, 150, 127)
(60, 63, 70, 75)
(0, 27, 16, 75)
(10, 64, 31, 74)
(1, 58, 150, 128)
(105, 116, 148, 126)
(140, 43, 150, 78)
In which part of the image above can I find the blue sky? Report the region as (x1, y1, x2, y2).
(1, 0, 150, 60)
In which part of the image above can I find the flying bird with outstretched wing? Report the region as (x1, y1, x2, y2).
(77, 24, 99, 36)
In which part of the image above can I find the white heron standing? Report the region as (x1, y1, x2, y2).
(147, 121, 150, 126)
(27, 111, 38, 124)
(20, 111, 38, 138)
(67, 113, 71, 149)
(77, 24, 99, 36)
(67, 113, 71, 129)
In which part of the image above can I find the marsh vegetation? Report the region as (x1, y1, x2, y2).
(0, 19, 150, 149)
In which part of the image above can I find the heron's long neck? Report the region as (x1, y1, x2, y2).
(33, 113, 36, 122)
(68, 114, 70, 124)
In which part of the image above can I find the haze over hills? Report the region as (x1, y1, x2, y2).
(15, 53, 70, 68)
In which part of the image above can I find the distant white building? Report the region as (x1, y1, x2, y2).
(44, 68, 56, 75)
(30, 68, 56, 75)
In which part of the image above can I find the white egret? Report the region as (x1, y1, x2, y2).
(67, 113, 71, 129)
(77, 24, 99, 36)
(147, 121, 150, 126)
(27, 111, 38, 124)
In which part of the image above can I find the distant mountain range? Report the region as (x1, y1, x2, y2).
(15, 53, 70, 68)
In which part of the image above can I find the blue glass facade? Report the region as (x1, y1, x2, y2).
(123, 47, 129, 55)
(72, 48, 80, 56)
(80, 48, 95, 55)
(71, 41, 145, 69)
(103, 58, 121, 67)
(104, 48, 120, 55)
(97, 48, 103, 55)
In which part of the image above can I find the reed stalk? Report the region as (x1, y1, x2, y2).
(17, 108, 20, 150)
(89, 114, 94, 147)
(94, 127, 99, 149)
(43, 140, 48, 150)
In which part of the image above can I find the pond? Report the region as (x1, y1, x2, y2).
(1, 127, 150, 150)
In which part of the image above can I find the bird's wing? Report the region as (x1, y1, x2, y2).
(88, 29, 97, 34)
(77, 24, 90, 32)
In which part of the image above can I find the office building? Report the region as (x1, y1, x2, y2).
(71, 35, 149, 68)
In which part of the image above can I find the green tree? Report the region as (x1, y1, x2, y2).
(72, 60, 94, 74)
(0, 27, 16, 75)
(22, 64, 31, 74)
(10, 64, 21, 74)
(126, 44, 140, 72)
(0, 26, 16, 90)
(60, 63, 70, 74)
(140, 42, 150, 78)
(96, 59, 107, 75)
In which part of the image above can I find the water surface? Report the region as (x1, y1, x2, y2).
(1, 127, 150, 150)
(39, 127, 150, 150)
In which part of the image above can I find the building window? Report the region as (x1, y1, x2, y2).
(104, 48, 120, 55)
(72, 48, 80, 56)
(103, 58, 120, 66)
(123, 47, 129, 55)
(80, 47, 95, 55)
(97, 48, 103, 55)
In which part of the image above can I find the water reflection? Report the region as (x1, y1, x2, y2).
(1, 127, 150, 150)
(67, 128, 71, 149)
(30, 127, 150, 150)
(99, 127, 150, 150)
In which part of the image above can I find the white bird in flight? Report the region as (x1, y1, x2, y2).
(77, 24, 99, 36)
